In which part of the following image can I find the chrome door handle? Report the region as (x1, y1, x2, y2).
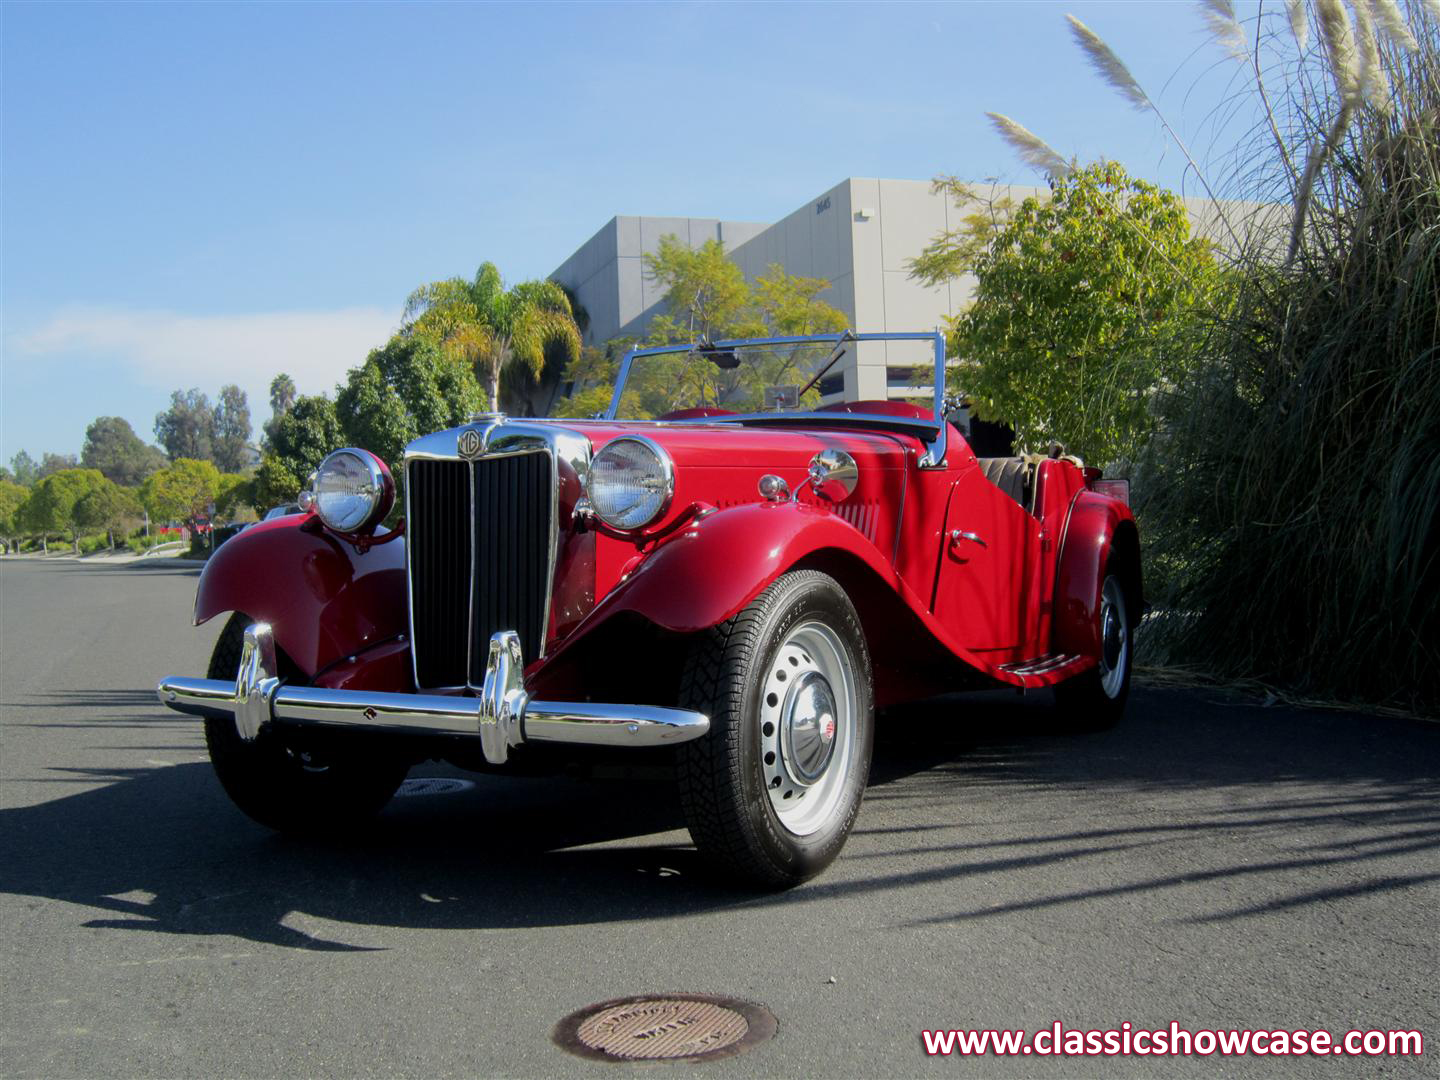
(950, 529, 987, 548)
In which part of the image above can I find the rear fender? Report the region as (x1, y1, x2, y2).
(192, 517, 408, 677)
(1053, 492, 1141, 658)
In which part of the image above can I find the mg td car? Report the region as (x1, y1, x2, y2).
(158, 331, 1140, 885)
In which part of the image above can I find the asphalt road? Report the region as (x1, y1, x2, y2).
(1, 558, 1437, 1078)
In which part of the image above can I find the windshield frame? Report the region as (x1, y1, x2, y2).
(604, 330, 950, 468)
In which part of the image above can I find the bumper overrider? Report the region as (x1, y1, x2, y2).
(156, 623, 710, 766)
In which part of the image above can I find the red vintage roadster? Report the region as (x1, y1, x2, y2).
(158, 331, 1140, 885)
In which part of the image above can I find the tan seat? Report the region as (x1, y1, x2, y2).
(977, 457, 1029, 509)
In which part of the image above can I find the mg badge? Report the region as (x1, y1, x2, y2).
(458, 428, 483, 457)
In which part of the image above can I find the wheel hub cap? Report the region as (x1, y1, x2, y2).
(758, 621, 857, 836)
(1102, 603, 1122, 669)
(781, 671, 838, 784)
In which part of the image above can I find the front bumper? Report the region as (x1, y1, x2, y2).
(156, 623, 710, 766)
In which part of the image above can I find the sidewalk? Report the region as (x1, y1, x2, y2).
(1, 549, 208, 568)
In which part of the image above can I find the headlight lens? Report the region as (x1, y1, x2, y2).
(588, 437, 673, 530)
(311, 449, 392, 534)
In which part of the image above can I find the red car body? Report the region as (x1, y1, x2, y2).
(162, 330, 1139, 883)
(193, 410, 1137, 706)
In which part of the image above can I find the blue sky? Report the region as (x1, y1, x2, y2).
(2, 1, 1261, 463)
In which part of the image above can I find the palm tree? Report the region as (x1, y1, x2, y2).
(402, 263, 581, 413)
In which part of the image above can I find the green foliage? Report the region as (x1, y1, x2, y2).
(907, 177, 1018, 287)
(0, 478, 29, 542)
(212, 385, 252, 472)
(253, 395, 343, 510)
(264, 372, 298, 447)
(39, 453, 78, 479)
(154, 389, 216, 461)
(553, 244, 849, 419)
(74, 481, 142, 545)
(24, 468, 110, 549)
(1135, 6, 1440, 713)
(644, 237, 763, 344)
(953, 161, 1223, 465)
(335, 335, 485, 473)
(215, 474, 254, 519)
(81, 416, 167, 486)
(140, 459, 221, 527)
(403, 262, 581, 412)
(9, 451, 39, 486)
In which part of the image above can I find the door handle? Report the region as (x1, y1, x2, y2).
(950, 529, 987, 549)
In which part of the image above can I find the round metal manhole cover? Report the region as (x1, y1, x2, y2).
(553, 993, 777, 1063)
(394, 777, 473, 797)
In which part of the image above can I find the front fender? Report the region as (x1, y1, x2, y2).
(193, 517, 408, 677)
(594, 501, 898, 634)
(1053, 491, 1139, 658)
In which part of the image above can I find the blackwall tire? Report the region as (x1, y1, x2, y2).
(676, 570, 874, 887)
(1053, 563, 1134, 731)
(203, 613, 409, 834)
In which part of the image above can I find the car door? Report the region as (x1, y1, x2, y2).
(931, 462, 1044, 653)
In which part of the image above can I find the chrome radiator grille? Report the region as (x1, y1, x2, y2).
(406, 453, 554, 689)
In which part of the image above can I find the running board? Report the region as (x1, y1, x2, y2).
(996, 652, 1094, 687)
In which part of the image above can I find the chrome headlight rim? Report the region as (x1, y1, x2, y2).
(308, 448, 395, 536)
(586, 435, 675, 531)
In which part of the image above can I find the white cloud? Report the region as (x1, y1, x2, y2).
(14, 304, 399, 418)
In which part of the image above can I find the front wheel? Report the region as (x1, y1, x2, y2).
(203, 612, 410, 834)
(676, 571, 874, 887)
(1053, 565, 1134, 729)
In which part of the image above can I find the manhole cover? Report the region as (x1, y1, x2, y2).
(553, 993, 776, 1063)
(395, 777, 473, 797)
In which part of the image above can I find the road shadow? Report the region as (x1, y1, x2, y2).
(1, 686, 1436, 949)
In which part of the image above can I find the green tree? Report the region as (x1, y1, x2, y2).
(81, 416, 167, 486)
(264, 373, 298, 445)
(74, 480, 142, 549)
(39, 453, 78, 479)
(403, 262, 581, 412)
(907, 177, 1018, 287)
(644, 237, 762, 344)
(154, 389, 215, 461)
(953, 161, 1222, 465)
(0, 478, 28, 552)
(252, 396, 343, 510)
(215, 474, 254, 520)
(25, 468, 109, 552)
(212, 385, 252, 472)
(141, 459, 222, 531)
(9, 452, 39, 486)
(553, 249, 849, 420)
(335, 335, 485, 474)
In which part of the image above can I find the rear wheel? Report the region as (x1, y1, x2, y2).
(676, 571, 874, 886)
(203, 613, 409, 834)
(1053, 566, 1133, 729)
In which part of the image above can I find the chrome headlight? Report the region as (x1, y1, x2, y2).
(587, 436, 674, 530)
(309, 449, 394, 534)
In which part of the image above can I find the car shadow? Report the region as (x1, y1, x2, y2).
(1, 685, 1436, 949)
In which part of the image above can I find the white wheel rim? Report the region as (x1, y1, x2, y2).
(758, 621, 857, 836)
(1098, 576, 1129, 698)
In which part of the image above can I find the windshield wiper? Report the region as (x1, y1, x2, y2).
(796, 331, 856, 400)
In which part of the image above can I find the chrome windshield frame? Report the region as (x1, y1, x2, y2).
(604, 330, 950, 468)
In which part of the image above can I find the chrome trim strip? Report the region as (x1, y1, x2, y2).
(157, 625, 709, 762)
